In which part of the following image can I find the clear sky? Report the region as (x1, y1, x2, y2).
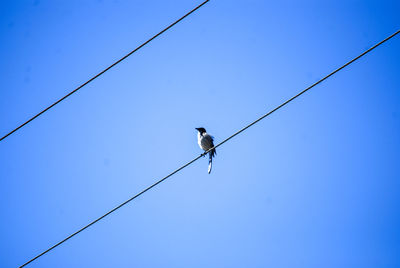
(1, 0, 399, 267)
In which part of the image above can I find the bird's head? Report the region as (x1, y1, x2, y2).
(195, 127, 206, 134)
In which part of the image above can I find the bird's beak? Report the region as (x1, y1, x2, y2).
(195, 128, 200, 131)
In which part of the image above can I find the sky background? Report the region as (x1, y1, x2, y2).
(1, 0, 400, 267)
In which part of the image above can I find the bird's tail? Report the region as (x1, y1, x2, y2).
(208, 148, 216, 174)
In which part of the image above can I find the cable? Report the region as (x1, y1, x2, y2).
(211, 30, 400, 152)
(0, 0, 210, 142)
(19, 154, 202, 268)
(20, 29, 400, 267)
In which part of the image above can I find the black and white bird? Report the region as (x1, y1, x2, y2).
(195, 127, 216, 174)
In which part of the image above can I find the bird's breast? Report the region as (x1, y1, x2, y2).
(197, 132, 203, 149)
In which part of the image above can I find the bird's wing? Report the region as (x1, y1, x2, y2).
(202, 134, 215, 148)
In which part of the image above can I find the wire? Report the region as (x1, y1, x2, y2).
(20, 154, 202, 268)
(211, 30, 400, 152)
(19, 29, 400, 267)
(0, 0, 210, 142)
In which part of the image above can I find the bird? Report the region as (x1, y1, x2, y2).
(195, 127, 216, 174)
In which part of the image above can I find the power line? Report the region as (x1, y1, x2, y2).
(213, 30, 400, 151)
(19, 29, 400, 267)
(0, 0, 210, 142)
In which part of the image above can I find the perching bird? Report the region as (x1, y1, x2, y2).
(196, 127, 216, 174)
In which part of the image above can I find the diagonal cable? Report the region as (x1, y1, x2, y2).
(210, 30, 400, 152)
(19, 29, 400, 267)
(0, 0, 210, 142)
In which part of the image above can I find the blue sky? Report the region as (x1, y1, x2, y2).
(1, 0, 399, 267)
